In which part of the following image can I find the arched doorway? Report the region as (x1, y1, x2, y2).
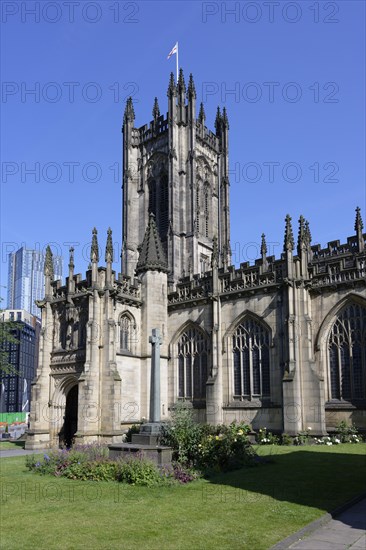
(62, 385, 78, 448)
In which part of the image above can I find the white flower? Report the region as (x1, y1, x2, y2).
(307, 427, 312, 431)
(326, 441, 332, 445)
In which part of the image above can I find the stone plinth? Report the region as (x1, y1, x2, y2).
(108, 442, 172, 466)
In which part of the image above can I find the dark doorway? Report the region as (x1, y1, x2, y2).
(62, 385, 78, 448)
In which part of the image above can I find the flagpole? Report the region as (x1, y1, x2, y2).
(176, 42, 179, 81)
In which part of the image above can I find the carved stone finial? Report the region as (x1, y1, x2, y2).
(198, 102, 206, 124)
(91, 227, 99, 263)
(123, 96, 135, 124)
(355, 206, 364, 232)
(284, 214, 294, 252)
(105, 227, 113, 263)
(44, 245, 54, 279)
(187, 73, 196, 99)
(261, 233, 267, 257)
(211, 235, 218, 268)
(152, 97, 160, 121)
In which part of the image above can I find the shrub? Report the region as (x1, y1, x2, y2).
(116, 453, 163, 486)
(294, 428, 312, 446)
(335, 421, 361, 443)
(197, 422, 255, 472)
(280, 433, 293, 446)
(124, 424, 140, 443)
(71, 442, 109, 461)
(160, 404, 205, 465)
(63, 460, 118, 482)
(256, 427, 279, 445)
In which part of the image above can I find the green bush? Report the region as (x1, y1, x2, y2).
(197, 422, 254, 471)
(281, 433, 293, 445)
(124, 424, 140, 443)
(256, 427, 279, 445)
(161, 405, 254, 472)
(160, 404, 205, 465)
(26, 447, 167, 486)
(63, 461, 118, 482)
(335, 421, 361, 443)
(116, 453, 163, 486)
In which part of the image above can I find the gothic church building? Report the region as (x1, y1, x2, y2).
(27, 71, 366, 449)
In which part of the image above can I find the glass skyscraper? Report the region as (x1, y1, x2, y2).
(7, 248, 63, 318)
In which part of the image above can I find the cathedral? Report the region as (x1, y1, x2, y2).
(26, 71, 366, 449)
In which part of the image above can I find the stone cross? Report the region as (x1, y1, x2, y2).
(149, 328, 162, 423)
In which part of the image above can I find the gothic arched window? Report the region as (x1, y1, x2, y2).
(120, 314, 135, 352)
(232, 317, 270, 398)
(177, 327, 208, 400)
(328, 303, 366, 401)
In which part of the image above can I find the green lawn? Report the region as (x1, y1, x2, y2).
(0, 440, 25, 450)
(1, 444, 365, 549)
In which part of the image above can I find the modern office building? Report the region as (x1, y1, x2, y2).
(0, 309, 41, 413)
(7, 247, 62, 318)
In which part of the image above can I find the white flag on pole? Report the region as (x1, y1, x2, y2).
(167, 42, 178, 59)
(167, 42, 179, 81)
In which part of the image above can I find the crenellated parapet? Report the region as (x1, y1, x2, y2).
(167, 207, 366, 308)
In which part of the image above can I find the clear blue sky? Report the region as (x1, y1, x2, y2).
(1, 0, 365, 298)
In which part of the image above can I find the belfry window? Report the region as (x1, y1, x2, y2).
(196, 183, 200, 234)
(204, 189, 209, 238)
(159, 174, 169, 239)
(148, 180, 156, 216)
(328, 303, 366, 401)
(232, 317, 270, 399)
(177, 327, 208, 400)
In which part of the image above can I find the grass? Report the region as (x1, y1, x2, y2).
(1, 444, 365, 549)
(0, 440, 25, 450)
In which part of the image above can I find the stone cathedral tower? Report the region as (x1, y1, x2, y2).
(122, 70, 231, 282)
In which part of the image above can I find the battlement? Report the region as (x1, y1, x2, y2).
(50, 268, 141, 304)
(196, 121, 220, 152)
(168, 220, 366, 307)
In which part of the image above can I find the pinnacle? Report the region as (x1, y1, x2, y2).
(167, 72, 176, 96)
(91, 227, 99, 263)
(187, 73, 196, 98)
(44, 245, 54, 279)
(177, 68, 186, 94)
(105, 227, 113, 263)
(261, 233, 267, 256)
(124, 96, 135, 123)
(136, 214, 168, 274)
(284, 214, 294, 252)
(215, 106, 222, 134)
(152, 97, 160, 120)
(355, 206, 364, 231)
(198, 102, 206, 124)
